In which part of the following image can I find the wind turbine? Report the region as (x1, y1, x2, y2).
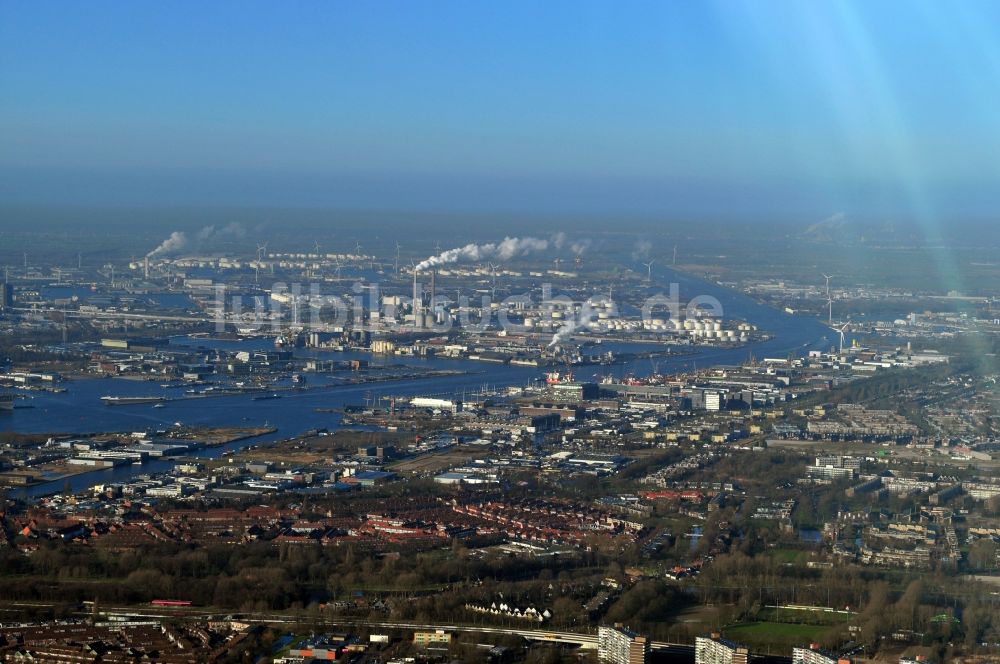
(643, 259, 655, 283)
(355, 241, 363, 257)
(837, 322, 849, 355)
(488, 262, 499, 286)
(255, 243, 268, 284)
(314, 240, 322, 256)
(822, 274, 833, 324)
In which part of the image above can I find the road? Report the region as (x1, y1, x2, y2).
(7, 601, 704, 652)
(3, 601, 807, 662)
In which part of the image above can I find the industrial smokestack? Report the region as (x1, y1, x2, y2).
(412, 270, 421, 329)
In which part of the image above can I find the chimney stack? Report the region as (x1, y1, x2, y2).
(412, 270, 421, 328)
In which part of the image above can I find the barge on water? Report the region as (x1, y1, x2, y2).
(100, 395, 169, 406)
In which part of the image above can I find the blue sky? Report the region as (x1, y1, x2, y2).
(2, 1, 1000, 220)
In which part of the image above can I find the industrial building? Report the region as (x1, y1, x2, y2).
(413, 629, 452, 646)
(409, 397, 463, 413)
(551, 381, 600, 401)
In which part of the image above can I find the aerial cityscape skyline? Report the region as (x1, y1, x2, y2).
(4, 3, 1000, 664)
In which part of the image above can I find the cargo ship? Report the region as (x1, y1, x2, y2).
(100, 395, 168, 406)
(544, 370, 574, 384)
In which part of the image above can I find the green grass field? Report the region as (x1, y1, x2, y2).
(722, 621, 832, 650)
(768, 549, 808, 564)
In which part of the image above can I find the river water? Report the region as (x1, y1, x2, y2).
(3, 266, 832, 498)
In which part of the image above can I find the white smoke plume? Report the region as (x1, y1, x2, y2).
(147, 231, 188, 257)
(570, 239, 591, 255)
(196, 222, 246, 243)
(632, 239, 653, 260)
(415, 236, 553, 272)
(548, 306, 597, 347)
(148, 223, 247, 258)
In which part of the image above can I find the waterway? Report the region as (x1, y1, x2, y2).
(3, 266, 832, 499)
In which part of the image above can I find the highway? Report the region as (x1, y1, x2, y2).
(104, 608, 605, 649)
(0, 601, 806, 662)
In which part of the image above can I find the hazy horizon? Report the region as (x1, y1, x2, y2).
(5, 1, 1000, 223)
